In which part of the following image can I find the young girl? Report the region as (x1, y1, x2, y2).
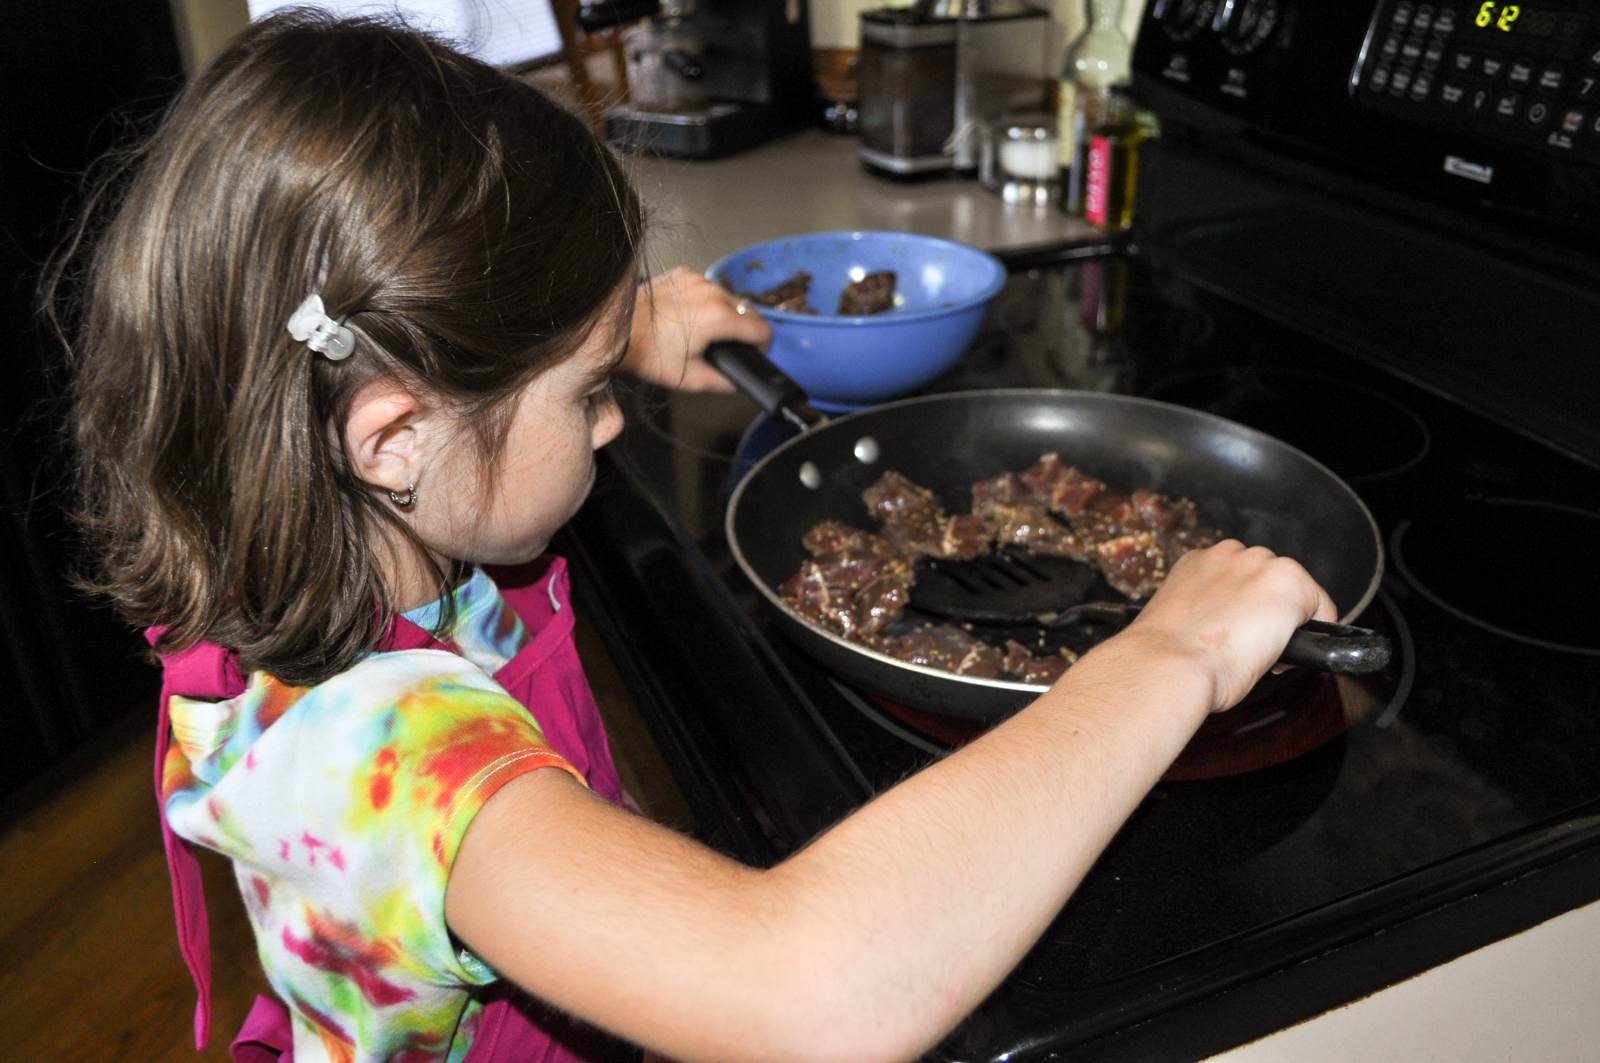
(58, 11, 1336, 1063)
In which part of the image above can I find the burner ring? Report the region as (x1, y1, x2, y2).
(1392, 498, 1600, 656)
(1143, 368, 1432, 483)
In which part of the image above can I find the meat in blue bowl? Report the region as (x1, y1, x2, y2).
(707, 231, 1006, 410)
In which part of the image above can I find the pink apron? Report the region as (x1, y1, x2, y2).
(150, 556, 628, 1061)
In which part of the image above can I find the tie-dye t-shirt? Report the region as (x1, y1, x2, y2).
(161, 569, 584, 1062)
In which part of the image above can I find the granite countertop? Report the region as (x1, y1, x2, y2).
(623, 129, 1096, 270)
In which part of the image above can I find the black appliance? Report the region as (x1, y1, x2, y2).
(580, 0, 815, 157)
(559, 1, 1600, 1058)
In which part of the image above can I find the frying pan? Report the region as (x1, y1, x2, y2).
(708, 343, 1387, 723)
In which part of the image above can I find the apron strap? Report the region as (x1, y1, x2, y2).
(148, 634, 225, 1051)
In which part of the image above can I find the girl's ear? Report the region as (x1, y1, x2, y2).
(344, 378, 426, 495)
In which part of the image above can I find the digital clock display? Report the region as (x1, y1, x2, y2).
(1463, 3, 1588, 58)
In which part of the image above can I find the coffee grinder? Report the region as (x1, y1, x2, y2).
(579, 0, 815, 158)
(857, 0, 1051, 177)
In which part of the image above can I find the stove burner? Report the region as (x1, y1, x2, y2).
(1392, 498, 1600, 655)
(1142, 368, 1431, 482)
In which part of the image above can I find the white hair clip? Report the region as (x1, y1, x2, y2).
(286, 293, 355, 361)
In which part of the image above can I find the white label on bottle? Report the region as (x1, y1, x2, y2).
(1057, 81, 1077, 167)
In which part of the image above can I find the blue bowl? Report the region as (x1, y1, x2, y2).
(707, 231, 1006, 410)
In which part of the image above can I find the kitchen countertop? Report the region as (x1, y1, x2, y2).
(622, 128, 1095, 270)
(603, 127, 1600, 1063)
(1214, 901, 1600, 1062)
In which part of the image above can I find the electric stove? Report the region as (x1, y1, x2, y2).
(557, 4, 1600, 1057)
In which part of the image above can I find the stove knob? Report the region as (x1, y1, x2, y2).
(1156, 0, 1218, 42)
(1213, 0, 1281, 55)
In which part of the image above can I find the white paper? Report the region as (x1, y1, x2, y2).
(246, 0, 563, 67)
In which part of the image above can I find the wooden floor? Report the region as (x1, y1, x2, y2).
(0, 615, 688, 1061)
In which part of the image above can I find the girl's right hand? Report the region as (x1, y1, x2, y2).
(1119, 540, 1338, 715)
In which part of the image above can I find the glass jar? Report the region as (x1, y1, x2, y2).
(981, 114, 1059, 207)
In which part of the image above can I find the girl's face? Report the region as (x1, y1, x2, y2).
(418, 290, 629, 569)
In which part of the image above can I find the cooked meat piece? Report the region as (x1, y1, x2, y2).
(1071, 488, 1222, 590)
(746, 270, 816, 314)
(865, 470, 992, 559)
(779, 562, 865, 637)
(1019, 453, 1105, 516)
(1001, 640, 1077, 685)
(884, 625, 1005, 679)
(939, 513, 992, 560)
(1096, 531, 1168, 600)
(971, 472, 1034, 507)
(779, 554, 914, 639)
(837, 270, 897, 315)
(854, 571, 914, 635)
(1164, 523, 1223, 559)
(782, 519, 917, 638)
(1130, 489, 1197, 534)
(975, 498, 1089, 560)
(863, 470, 941, 526)
(1071, 491, 1137, 546)
(801, 520, 898, 559)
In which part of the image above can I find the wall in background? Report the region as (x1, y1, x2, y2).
(809, 0, 1147, 53)
(169, 0, 1146, 70)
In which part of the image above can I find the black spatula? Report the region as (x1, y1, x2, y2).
(912, 551, 1393, 675)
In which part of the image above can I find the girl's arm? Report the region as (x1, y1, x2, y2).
(446, 542, 1335, 1062)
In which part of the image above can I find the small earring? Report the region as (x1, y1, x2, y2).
(388, 481, 417, 508)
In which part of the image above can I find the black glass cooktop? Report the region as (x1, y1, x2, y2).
(560, 246, 1600, 1061)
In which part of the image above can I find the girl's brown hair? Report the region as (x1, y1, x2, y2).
(52, 9, 643, 685)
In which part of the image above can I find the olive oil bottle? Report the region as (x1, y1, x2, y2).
(1056, 0, 1130, 216)
(1082, 87, 1148, 232)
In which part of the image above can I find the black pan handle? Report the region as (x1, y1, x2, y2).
(1281, 618, 1393, 675)
(1061, 604, 1392, 676)
(705, 341, 827, 431)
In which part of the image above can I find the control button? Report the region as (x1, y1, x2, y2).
(1575, 74, 1599, 101)
(1402, 36, 1425, 62)
(1481, 53, 1506, 79)
(1494, 90, 1520, 119)
(1507, 61, 1533, 87)
(1411, 71, 1436, 101)
(1370, 63, 1393, 91)
(1469, 86, 1493, 112)
(1547, 110, 1582, 150)
(1423, 39, 1447, 68)
(1591, 112, 1600, 136)
(1413, 4, 1434, 33)
(1450, 49, 1476, 75)
(1433, 6, 1458, 35)
(1537, 65, 1566, 93)
(1381, 33, 1403, 59)
(1439, 81, 1467, 105)
(1391, 68, 1415, 95)
(1525, 99, 1552, 127)
(1588, 43, 1600, 67)
(1393, 2, 1415, 29)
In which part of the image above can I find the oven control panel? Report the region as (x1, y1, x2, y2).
(1133, 0, 1600, 245)
(1353, 2, 1600, 159)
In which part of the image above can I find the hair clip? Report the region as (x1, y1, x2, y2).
(286, 294, 355, 361)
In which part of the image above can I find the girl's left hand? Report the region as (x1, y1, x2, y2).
(625, 266, 771, 393)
